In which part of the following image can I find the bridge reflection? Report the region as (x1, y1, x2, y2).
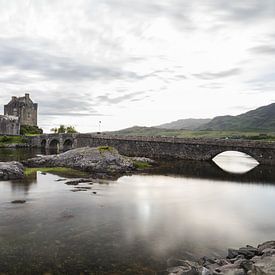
(151, 160, 275, 185)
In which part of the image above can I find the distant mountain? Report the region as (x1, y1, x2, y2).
(198, 103, 275, 131)
(156, 118, 211, 130)
(109, 126, 173, 136)
(110, 103, 275, 138)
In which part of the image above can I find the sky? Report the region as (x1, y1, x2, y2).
(0, 0, 274, 133)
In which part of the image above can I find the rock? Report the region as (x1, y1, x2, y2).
(23, 147, 135, 176)
(250, 255, 275, 274)
(167, 260, 200, 275)
(238, 259, 253, 272)
(131, 157, 155, 164)
(228, 249, 239, 259)
(11, 200, 26, 204)
(238, 247, 258, 259)
(167, 242, 275, 275)
(64, 178, 94, 185)
(70, 189, 87, 192)
(223, 268, 245, 275)
(0, 161, 24, 180)
(258, 241, 275, 252)
(55, 178, 67, 181)
(261, 248, 275, 256)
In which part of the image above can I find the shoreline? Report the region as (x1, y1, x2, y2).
(167, 241, 275, 274)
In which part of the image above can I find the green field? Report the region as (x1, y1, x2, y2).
(109, 126, 275, 141)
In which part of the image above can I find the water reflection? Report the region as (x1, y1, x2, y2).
(213, 151, 259, 174)
(1, 171, 275, 274)
(0, 148, 40, 162)
(0, 149, 275, 274)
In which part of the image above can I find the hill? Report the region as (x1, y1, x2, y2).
(198, 103, 275, 131)
(156, 118, 211, 130)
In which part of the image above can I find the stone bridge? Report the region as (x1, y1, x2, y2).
(29, 133, 275, 165)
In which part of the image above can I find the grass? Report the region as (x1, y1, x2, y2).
(24, 167, 88, 177)
(133, 161, 152, 169)
(109, 127, 275, 141)
(97, 146, 114, 152)
(0, 135, 28, 146)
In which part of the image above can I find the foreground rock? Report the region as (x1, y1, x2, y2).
(0, 161, 24, 180)
(168, 241, 275, 274)
(23, 147, 135, 177)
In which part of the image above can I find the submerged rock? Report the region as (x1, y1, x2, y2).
(11, 200, 26, 204)
(0, 161, 24, 180)
(23, 147, 135, 177)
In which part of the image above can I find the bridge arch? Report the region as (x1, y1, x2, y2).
(41, 139, 47, 148)
(63, 139, 73, 151)
(49, 139, 60, 152)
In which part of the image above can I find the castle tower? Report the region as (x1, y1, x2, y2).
(4, 93, 38, 126)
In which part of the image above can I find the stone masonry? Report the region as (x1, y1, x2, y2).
(4, 93, 38, 126)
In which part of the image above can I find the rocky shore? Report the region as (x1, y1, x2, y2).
(23, 146, 151, 178)
(0, 161, 24, 180)
(0, 146, 154, 181)
(167, 241, 275, 275)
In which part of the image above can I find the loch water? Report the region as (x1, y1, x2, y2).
(0, 149, 275, 274)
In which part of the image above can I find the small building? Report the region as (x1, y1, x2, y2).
(4, 93, 38, 126)
(0, 115, 20, 135)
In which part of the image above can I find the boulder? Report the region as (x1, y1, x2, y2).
(23, 147, 135, 177)
(258, 241, 275, 252)
(0, 161, 24, 180)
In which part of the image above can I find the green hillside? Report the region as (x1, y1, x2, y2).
(156, 118, 211, 130)
(199, 103, 275, 131)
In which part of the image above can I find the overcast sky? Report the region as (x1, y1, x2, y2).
(0, 0, 274, 133)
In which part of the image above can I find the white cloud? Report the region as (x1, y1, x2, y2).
(0, 0, 274, 132)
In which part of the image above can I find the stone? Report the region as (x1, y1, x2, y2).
(0, 161, 24, 180)
(23, 147, 135, 177)
(64, 179, 94, 185)
(228, 249, 239, 259)
(238, 247, 258, 259)
(258, 241, 275, 252)
(251, 255, 275, 274)
(223, 268, 245, 275)
(4, 93, 38, 127)
(261, 248, 275, 256)
(167, 261, 200, 275)
(11, 200, 26, 204)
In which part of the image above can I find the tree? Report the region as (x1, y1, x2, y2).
(66, 126, 77, 133)
(50, 125, 78, 134)
(57, 125, 66, 133)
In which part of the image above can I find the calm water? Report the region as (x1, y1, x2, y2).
(1, 149, 275, 274)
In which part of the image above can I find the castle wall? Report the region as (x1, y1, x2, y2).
(4, 94, 38, 126)
(0, 116, 20, 135)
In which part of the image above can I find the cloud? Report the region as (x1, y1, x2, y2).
(250, 45, 275, 55)
(0, 38, 141, 83)
(39, 112, 105, 117)
(193, 68, 241, 80)
(96, 91, 147, 104)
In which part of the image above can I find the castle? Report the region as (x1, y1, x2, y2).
(0, 93, 38, 135)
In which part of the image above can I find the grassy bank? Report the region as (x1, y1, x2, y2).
(24, 167, 88, 177)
